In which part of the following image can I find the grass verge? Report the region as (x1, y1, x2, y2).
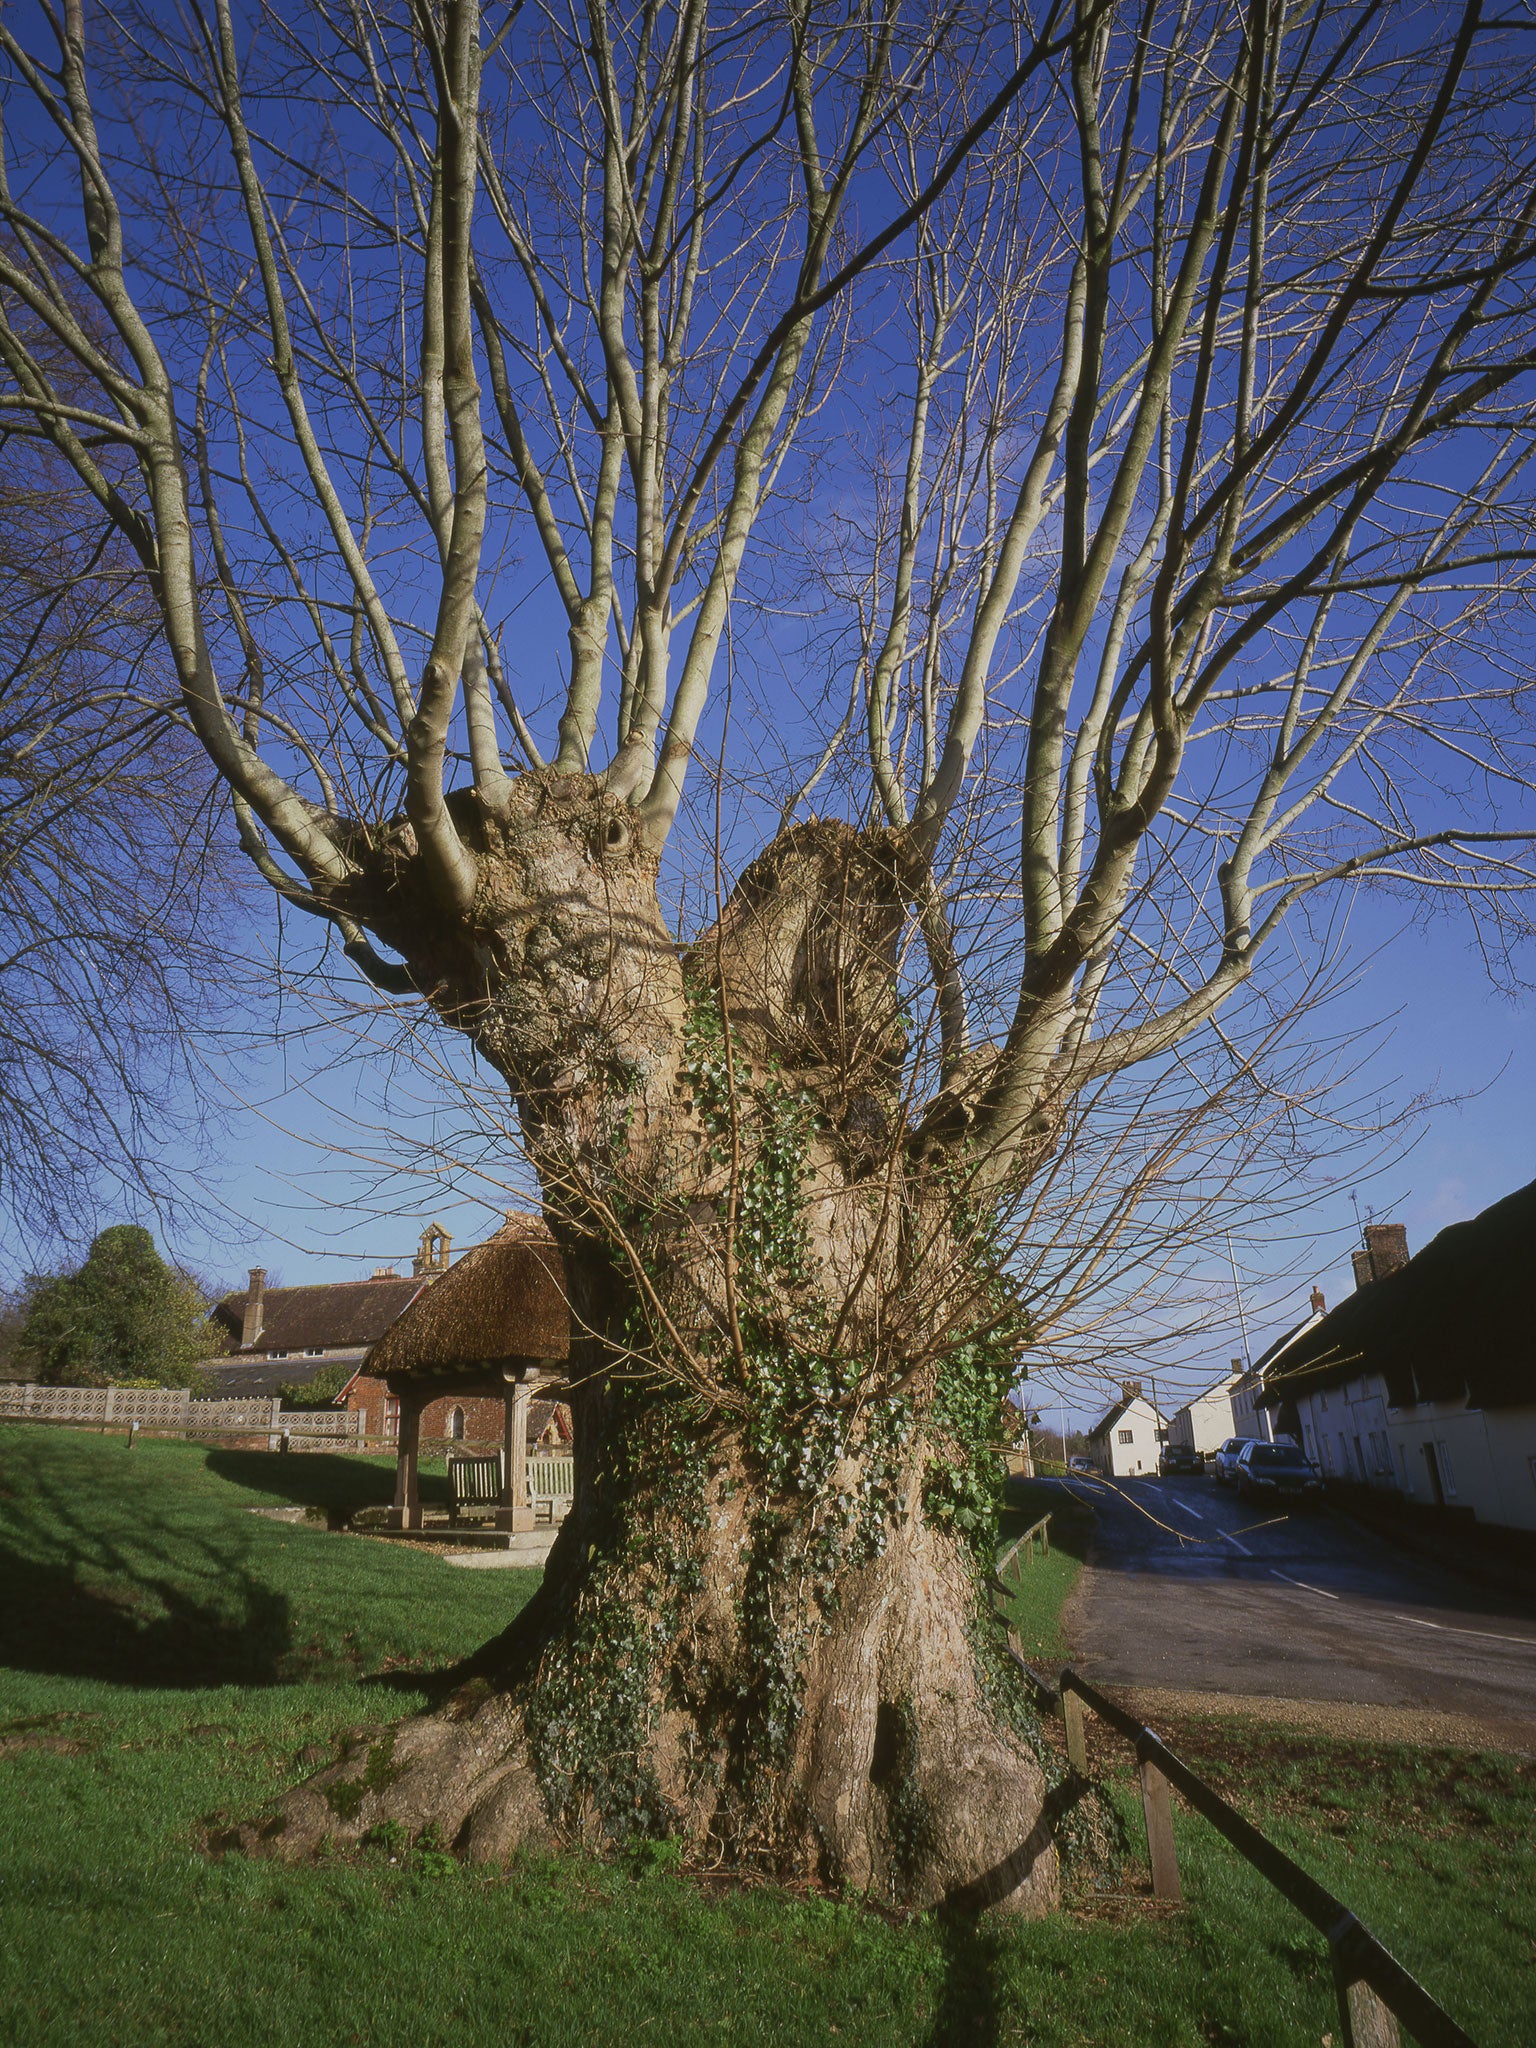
(995, 1476, 1094, 1665)
(1, 1425, 1530, 2047)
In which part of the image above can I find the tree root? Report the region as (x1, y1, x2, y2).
(239, 1524, 1058, 1917)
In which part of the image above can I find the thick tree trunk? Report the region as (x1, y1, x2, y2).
(268, 1393, 1057, 1911)
(255, 774, 1060, 1912)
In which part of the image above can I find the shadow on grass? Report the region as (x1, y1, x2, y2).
(921, 1773, 1096, 2046)
(998, 1476, 1093, 1562)
(0, 1445, 349, 1689)
(924, 1911, 1007, 2047)
(202, 1448, 449, 1518)
(0, 1543, 295, 1689)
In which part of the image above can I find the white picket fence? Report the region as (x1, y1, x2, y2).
(0, 1383, 365, 1450)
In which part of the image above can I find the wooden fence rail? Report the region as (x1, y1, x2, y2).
(989, 1577, 1475, 2047)
(995, 1514, 1051, 1586)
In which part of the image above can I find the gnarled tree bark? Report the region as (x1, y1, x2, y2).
(263, 781, 1058, 1911)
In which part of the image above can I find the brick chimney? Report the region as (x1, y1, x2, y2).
(240, 1268, 266, 1351)
(1351, 1222, 1409, 1291)
(1310, 1286, 1327, 1315)
(1121, 1378, 1142, 1401)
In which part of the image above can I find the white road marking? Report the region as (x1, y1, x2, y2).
(1057, 1477, 1536, 1659)
(1260, 1578, 1535, 1642)
(1389, 1613, 1536, 1649)
(1270, 1570, 1341, 1600)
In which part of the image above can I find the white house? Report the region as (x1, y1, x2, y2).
(1086, 1383, 1166, 1477)
(1259, 1189, 1536, 1532)
(1225, 1291, 1327, 1445)
(1168, 1367, 1244, 1457)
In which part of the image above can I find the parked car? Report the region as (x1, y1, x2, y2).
(1212, 1437, 1254, 1487)
(1235, 1439, 1322, 1503)
(1158, 1443, 1202, 1477)
(1067, 1455, 1096, 1475)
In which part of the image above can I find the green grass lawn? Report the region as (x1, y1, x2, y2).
(0, 1426, 1531, 2047)
(995, 1476, 1093, 1665)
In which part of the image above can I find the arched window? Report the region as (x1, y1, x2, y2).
(447, 1406, 465, 1442)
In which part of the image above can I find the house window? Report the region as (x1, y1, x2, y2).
(447, 1406, 466, 1442)
(1117, 1429, 1133, 1444)
(384, 1396, 400, 1442)
(304, 1347, 325, 1358)
(1435, 1440, 1456, 1496)
(270, 1349, 290, 1360)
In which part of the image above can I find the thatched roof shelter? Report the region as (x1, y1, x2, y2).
(365, 1213, 570, 1382)
(1260, 1179, 1534, 1412)
(365, 1213, 573, 1535)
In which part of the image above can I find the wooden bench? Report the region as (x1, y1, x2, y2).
(447, 1453, 503, 1526)
(528, 1455, 575, 1524)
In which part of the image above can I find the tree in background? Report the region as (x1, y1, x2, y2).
(0, 0, 1533, 1910)
(275, 1360, 355, 1410)
(16, 1225, 211, 1388)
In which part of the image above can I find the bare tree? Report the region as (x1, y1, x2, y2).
(0, 437, 234, 1250)
(1, 0, 1533, 1907)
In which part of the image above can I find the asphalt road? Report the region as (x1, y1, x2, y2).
(1052, 1471, 1536, 1740)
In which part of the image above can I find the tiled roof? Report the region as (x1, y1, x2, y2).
(211, 1277, 425, 1354)
(199, 1355, 345, 1399)
(1087, 1389, 1165, 1440)
(528, 1398, 573, 1443)
(1087, 1396, 1132, 1442)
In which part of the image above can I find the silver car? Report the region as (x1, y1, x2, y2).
(1212, 1436, 1255, 1487)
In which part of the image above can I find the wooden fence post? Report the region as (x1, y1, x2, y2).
(1138, 1751, 1182, 1903)
(1331, 1935, 1401, 2048)
(1063, 1686, 1088, 1776)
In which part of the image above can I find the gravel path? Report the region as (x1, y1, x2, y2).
(1112, 1686, 1535, 1755)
